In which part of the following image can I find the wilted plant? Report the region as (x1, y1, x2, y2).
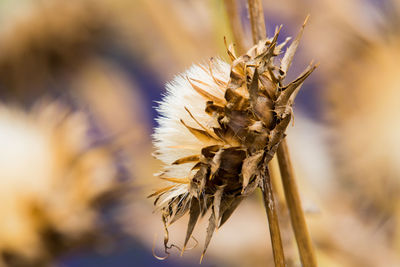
(149, 2, 316, 262)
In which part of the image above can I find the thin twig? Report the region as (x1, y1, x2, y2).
(261, 172, 286, 267)
(270, 154, 298, 266)
(223, 0, 246, 54)
(269, 155, 286, 206)
(277, 139, 317, 267)
(246, 1, 285, 266)
(247, 0, 267, 42)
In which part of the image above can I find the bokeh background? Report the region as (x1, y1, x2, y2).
(0, 0, 399, 266)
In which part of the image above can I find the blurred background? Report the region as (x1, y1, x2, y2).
(0, 0, 399, 266)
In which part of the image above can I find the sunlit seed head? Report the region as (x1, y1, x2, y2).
(150, 21, 315, 259)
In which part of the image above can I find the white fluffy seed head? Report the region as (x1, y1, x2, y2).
(153, 59, 230, 202)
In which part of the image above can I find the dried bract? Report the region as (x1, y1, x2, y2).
(151, 22, 315, 260)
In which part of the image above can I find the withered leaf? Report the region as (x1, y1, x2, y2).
(224, 36, 237, 62)
(275, 36, 291, 55)
(254, 26, 281, 63)
(187, 78, 225, 105)
(229, 68, 244, 89)
(268, 114, 291, 149)
(218, 147, 246, 173)
(279, 15, 309, 79)
(191, 162, 202, 171)
(267, 66, 279, 85)
(242, 174, 261, 196)
(184, 107, 221, 141)
(160, 177, 190, 184)
(225, 88, 249, 109)
(215, 195, 234, 224)
(225, 109, 253, 134)
(248, 121, 263, 132)
(180, 119, 218, 143)
(190, 165, 208, 197)
(205, 101, 224, 116)
(253, 95, 274, 127)
(148, 185, 175, 198)
(248, 67, 259, 106)
(210, 149, 223, 177)
(208, 59, 227, 87)
(172, 155, 200, 165)
(201, 145, 221, 158)
(184, 198, 201, 249)
(213, 185, 226, 227)
(189, 77, 212, 88)
(170, 197, 190, 225)
(241, 151, 264, 191)
(200, 211, 217, 263)
(219, 196, 243, 227)
(200, 194, 212, 217)
(259, 73, 277, 100)
(276, 62, 316, 107)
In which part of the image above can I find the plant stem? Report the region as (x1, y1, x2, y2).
(269, 155, 286, 206)
(223, 0, 246, 54)
(245, 0, 317, 266)
(277, 139, 317, 267)
(261, 172, 286, 267)
(246, 1, 285, 266)
(247, 0, 267, 42)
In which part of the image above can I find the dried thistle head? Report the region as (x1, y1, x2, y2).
(0, 101, 118, 267)
(150, 19, 315, 260)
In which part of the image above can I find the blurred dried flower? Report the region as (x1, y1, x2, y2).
(324, 1, 400, 253)
(0, 0, 224, 102)
(150, 21, 315, 260)
(0, 101, 118, 267)
(0, 0, 114, 100)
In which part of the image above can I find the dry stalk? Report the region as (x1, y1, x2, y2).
(223, 0, 246, 54)
(247, 0, 267, 44)
(261, 173, 286, 267)
(246, 0, 317, 266)
(246, 1, 285, 266)
(277, 140, 317, 267)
